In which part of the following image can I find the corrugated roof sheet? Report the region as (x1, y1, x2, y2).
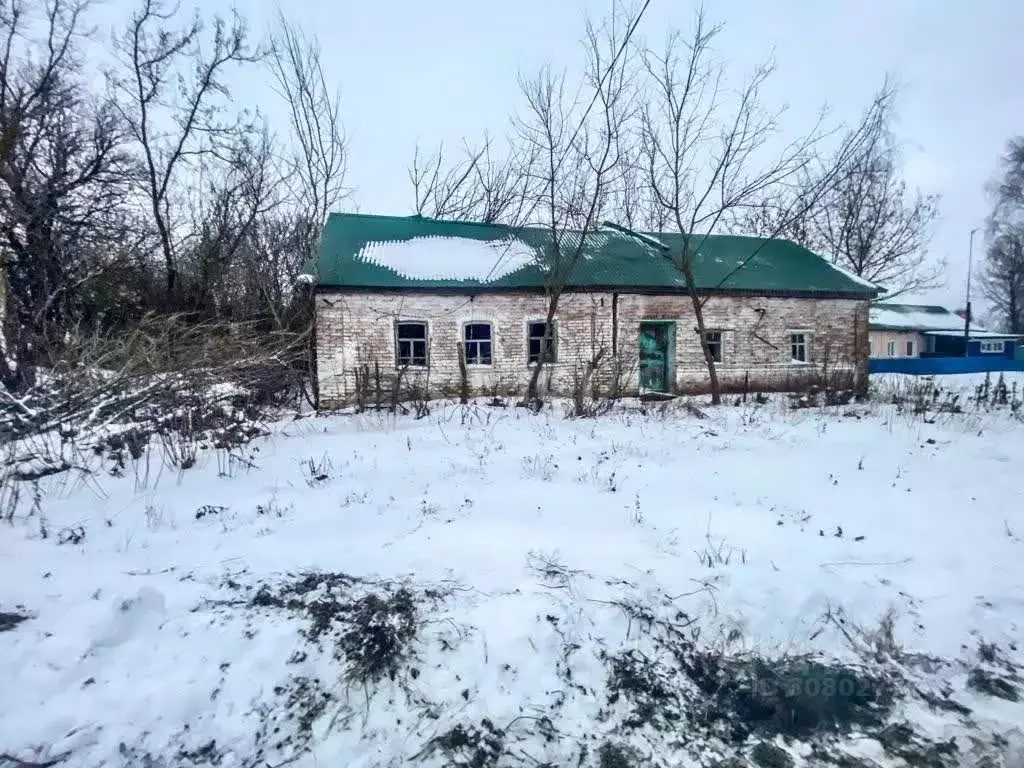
(312, 212, 880, 296)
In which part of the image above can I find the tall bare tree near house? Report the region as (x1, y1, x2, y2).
(517, 6, 643, 403)
(995, 137, 1024, 208)
(981, 137, 1024, 334)
(637, 11, 893, 404)
(1, 0, 89, 384)
(981, 231, 1024, 334)
(812, 94, 941, 298)
(267, 13, 348, 257)
(409, 138, 536, 225)
(182, 124, 281, 315)
(0, 0, 87, 167)
(0, 0, 140, 388)
(112, 0, 257, 307)
(727, 182, 817, 248)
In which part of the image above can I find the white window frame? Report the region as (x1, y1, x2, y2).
(462, 322, 494, 366)
(526, 320, 557, 365)
(395, 321, 429, 368)
(868, 339, 873, 357)
(887, 341, 896, 358)
(906, 340, 915, 357)
(789, 331, 810, 363)
(979, 340, 1005, 354)
(703, 330, 724, 364)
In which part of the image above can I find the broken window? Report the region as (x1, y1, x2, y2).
(463, 323, 493, 365)
(703, 331, 723, 363)
(528, 321, 556, 364)
(791, 333, 808, 362)
(396, 322, 428, 367)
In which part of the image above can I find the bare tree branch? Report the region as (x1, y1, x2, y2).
(637, 9, 899, 403)
(982, 137, 1024, 333)
(267, 12, 348, 255)
(112, 0, 257, 306)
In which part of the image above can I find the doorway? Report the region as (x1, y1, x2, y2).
(638, 321, 676, 392)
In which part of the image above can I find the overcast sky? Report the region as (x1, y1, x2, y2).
(102, 0, 1024, 314)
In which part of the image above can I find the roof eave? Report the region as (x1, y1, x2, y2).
(316, 283, 875, 299)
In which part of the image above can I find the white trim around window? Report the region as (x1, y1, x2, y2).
(461, 321, 494, 366)
(979, 340, 1006, 354)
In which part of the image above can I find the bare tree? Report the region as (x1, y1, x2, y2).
(0, 0, 89, 170)
(267, 13, 348, 256)
(637, 11, 893, 404)
(982, 137, 1024, 334)
(112, 0, 257, 306)
(239, 211, 313, 329)
(995, 138, 1024, 209)
(182, 125, 281, 315)
(812, 95, 941, 298)
(981, 231, 1024, 334)
(516, 7, 642, 403)
(0, 0, 139, 388)
(409, 138, 535, 225)
(727, 183, 817, 247)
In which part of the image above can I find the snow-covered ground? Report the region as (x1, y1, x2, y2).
(1, 378, 1023, 767)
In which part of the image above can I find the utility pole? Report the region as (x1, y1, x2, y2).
(964, 227, 978, 357)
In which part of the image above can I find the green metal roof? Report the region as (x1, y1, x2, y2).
(312, 212, 879, 297)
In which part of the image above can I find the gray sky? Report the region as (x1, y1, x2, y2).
(103, 0, 1024, 314)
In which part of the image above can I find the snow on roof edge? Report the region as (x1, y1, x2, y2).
(922, 330, 1022, 339)
(825, 261, 882, 292)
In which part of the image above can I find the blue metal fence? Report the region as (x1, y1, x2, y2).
(869, 357, 1024, 375)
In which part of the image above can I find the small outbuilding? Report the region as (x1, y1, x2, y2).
(310, 213, 879, 408)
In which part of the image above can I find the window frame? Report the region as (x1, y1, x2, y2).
(906, 340, 915, 357)
(789, 331, 810, 363)
(979, 340, 1005, 354)
(887, 341, 896, 358)
(395, 321, 429, 368)
(703, 330, 724, 363)
(462, 321, 494, 366)
(526, 320, 558, 365)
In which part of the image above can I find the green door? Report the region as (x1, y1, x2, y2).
(639, 322, 675, 392)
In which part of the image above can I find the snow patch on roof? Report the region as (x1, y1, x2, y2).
(357, 236, 537, 281)
(870, 304, 983, 332)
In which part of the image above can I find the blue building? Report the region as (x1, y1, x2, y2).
(869, 303, 1023, 374)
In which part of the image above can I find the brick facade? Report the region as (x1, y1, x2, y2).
(314, 290, 870, 408)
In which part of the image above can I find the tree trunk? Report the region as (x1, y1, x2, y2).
(526, 292, 561, 404)
(680, 256, 722, 405)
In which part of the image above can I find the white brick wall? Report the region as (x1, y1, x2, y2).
(314, 290, 869, 408)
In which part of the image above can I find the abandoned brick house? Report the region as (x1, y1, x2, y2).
(310, 212, 878, 408)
